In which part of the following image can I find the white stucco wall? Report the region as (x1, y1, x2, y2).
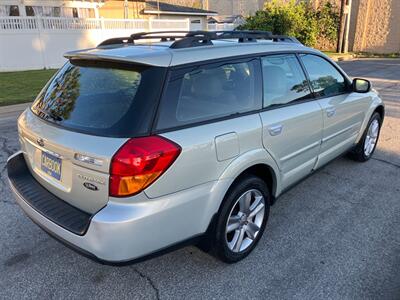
(0, 17, 189, 71)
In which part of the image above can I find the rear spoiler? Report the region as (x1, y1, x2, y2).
(64, 48, 171, 67)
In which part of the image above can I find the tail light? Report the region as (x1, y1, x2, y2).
(109, 136, 181, 197)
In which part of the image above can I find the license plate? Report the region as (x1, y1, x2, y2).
(41, 151, 62, 181)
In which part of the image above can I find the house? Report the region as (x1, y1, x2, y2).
(99, 0, 146, 19)
(99, 1, 218, 30)
(0, 1, 218, 31)
(142, 1, 217, 30)
(0, 0, 101, 18)
(207, 14, 243, 31)
(207, 14, 244, 25)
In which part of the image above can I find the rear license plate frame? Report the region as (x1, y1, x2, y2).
(41, 151, 62, 181)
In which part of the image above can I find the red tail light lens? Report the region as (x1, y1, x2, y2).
(109, 136, 181, 197)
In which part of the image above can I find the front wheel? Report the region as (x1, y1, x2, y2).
(349, 112, 382, 162)
(211, 175, 270, 263)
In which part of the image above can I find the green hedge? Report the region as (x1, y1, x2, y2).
(238, 0, 339, 48)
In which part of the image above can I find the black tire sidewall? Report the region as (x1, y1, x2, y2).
(213, 175, 270, 263)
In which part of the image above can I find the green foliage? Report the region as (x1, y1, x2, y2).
(238, 0, 339, 48)
(315, 1, 340, 42)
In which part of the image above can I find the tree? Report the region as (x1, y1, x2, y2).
(238, 0, 339, 48)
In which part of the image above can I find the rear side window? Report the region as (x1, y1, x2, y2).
(31, 61, 165, 137)
(261, 54, 312, 108)
(156, 59, 262, 130)
(300, 54, 347, 97)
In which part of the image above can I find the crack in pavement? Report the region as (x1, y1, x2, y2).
(371, 157, 400, 169)
(0, 137, 16, 158)
(132, 267, 160, 300)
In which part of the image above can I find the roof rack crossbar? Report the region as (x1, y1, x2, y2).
(98, 37, 134, 47)
(97, 30, 301, 49)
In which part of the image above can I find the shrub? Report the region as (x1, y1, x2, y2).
(315, 1, 340, 43)
(238, 0, 339, 48)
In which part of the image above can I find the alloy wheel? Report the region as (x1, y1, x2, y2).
(225, 189, 265, 253)
(364, 119, 380, 156)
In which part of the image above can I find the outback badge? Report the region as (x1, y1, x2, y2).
(83, 182, 98, 191)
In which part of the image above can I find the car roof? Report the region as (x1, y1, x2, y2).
(64, 39, 321, 67)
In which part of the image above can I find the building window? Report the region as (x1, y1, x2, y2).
(25, 6, 34, 16)
(62, 7, 79, 18)
(25, 6, 42, 17)
(0, 6, 7, 16)
(42, 6, 54, 17)
(78, 8, 95, 18)
(9, 5, 20, 16)
(25, 6, 62, 17)
(53, 7, 61, 17)
(0, 5, 20, 16)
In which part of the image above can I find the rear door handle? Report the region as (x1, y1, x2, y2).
(268, 124, 283, 136)
(326, 107, 336, 118)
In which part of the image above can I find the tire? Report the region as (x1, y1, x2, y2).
(349, 112, 382, 162)
(210, 175, 270, 263)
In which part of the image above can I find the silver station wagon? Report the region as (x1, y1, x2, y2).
(7, 31, 384, 263)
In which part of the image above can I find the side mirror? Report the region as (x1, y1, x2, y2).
(353, 78, 371, 93)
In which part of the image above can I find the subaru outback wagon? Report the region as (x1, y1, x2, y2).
(7, 31, 384, 263)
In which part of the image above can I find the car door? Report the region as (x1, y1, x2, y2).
(299, 54, 372, 168)
(259, 54, 323, 190)
(150, 57, 264, 198)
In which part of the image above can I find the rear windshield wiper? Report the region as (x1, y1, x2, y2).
(47, 111, 63, 122)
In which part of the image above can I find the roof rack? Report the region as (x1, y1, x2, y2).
(97, 30, 302, 49)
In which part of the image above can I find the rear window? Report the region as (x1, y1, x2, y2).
(31, 60, 165, 137)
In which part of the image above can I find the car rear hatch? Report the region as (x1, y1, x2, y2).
(18, 59, 166, 214)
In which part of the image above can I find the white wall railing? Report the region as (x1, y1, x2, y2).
(207, 23, 238, 31)
(0, 17, 190, 71)
(0, 16, 39, 30)
(0, 17, 190, 31)
(41, 17, 101, 30)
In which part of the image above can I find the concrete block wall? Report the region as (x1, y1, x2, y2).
(351, 0, 400, 53)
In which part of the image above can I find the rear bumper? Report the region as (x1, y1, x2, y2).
(7, 152, 230, 263)
(7, 153, 92, 235)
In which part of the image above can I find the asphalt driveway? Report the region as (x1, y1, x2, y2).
(0, 59, 399, 299)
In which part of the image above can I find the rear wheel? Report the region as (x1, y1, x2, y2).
(349, 112, 382, 162)
(211, 175, 270, 263)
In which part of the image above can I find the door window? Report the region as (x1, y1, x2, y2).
(300, 54, 348, 97)
(261, 54, 312, 108)
(156, 60, 262, 130)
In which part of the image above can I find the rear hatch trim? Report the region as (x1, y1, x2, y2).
(7, 152, 93, 236)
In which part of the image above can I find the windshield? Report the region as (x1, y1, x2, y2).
(31, 60, 165, 137)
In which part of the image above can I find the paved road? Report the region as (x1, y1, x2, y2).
(0, 59, 399, 300)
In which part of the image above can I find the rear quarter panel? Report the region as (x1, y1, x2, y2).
(145, 114, 268, 198)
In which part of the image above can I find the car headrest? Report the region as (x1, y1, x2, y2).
(191, 70, 225, 99)
(263, 65, 287, 94)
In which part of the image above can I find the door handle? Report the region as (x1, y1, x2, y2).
(326, 107, 336, 118)
(268, 124, 283, 136)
